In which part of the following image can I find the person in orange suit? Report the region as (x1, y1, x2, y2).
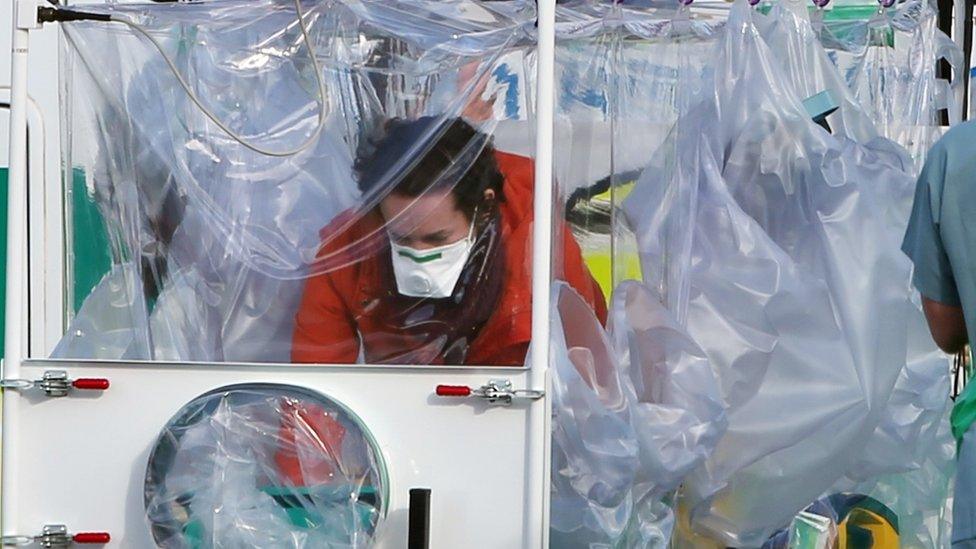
(291, 115, 606, 366)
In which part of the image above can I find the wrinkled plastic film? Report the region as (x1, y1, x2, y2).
(59, 0, 526, 275)
(829, 294, 956, 549)
(552, 1, 953, 545)
(814, 5, 957, 543)
(555, 1, 721, 309)
(756, 0, 880, 143)
(621, 1, 942, 544)
(822, 0, 963, 172)
(56, 0, 552, 365)
(549, 281, 725, 547)
(144, 384, 387, 548)
(549, 7, 727, 546)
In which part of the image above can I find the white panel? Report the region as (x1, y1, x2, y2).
(0, 2, 64, 356)
(1, 2, 65, 358)
(8, 361, 540, 548)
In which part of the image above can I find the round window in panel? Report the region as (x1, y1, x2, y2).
(144, 383, 388, 548)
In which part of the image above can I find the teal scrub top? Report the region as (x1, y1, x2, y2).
(902, 121, 976, 444)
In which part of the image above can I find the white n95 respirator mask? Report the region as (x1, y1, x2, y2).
(389, 219, 476, 298)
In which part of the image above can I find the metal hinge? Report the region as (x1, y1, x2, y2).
(435, 379, 545, 406)
(1, 524, 110, 547)
(0, 370, 110, 397)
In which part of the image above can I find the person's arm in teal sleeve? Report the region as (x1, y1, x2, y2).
(902, 143, 968, 354)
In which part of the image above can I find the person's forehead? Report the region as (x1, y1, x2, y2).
(382, 191, 459, 230)
(384, 190, 456, 215)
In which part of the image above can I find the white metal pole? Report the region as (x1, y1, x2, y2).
(528, 0, 555, 546)
(3, 0, 34, 535)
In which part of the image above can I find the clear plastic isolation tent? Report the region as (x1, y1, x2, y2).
(42, 0, 959, 546)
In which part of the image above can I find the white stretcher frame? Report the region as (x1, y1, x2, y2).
(2, 0, 558, 546)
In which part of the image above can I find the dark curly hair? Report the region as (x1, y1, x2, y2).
(354, 116, 506, 220)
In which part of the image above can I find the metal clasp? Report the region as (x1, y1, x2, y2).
(35, 524, 71, 548)
(435, 379, 545, 406)
(0, 370, 110, 397)
(1, 524, 109, 547)
(474, 379, 545, 405)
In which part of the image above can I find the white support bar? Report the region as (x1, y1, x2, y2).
(527, 0, 556, 546)
(3, 0, 38, 535)
(0, 86, 55, 360)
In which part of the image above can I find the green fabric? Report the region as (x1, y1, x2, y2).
(902, 121, 976, 442)
(261, 485, 380, 530)
(953, 347, 976, 444)
(0, 167, 111, 356)
(70, 168, 112, 314)
(0, 168, 7, 357)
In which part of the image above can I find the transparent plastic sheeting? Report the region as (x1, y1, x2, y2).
(818, 0, 963, 172)
(144, 384, 387, 548)
(759, 11, 954, 546)
(766, 5, 956, 546)
(553, 1, 724, 299)
(550, 282, 726, 547)
(549, 7, 728, 546)
(55, 0, 596, 366)
(550, 6, 955, 541)
(553, 0, 725, 192)
(829, 294, 956, 548)
(621, 0, 951, 545)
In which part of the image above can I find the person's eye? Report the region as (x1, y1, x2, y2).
(425, 234, 449, 245)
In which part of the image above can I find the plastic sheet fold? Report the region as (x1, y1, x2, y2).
(550, 281, 726, 547)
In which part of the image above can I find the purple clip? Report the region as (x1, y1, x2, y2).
(812, 0, 830, 8)
(679, 0, 694, 6)
(749, 0, 761, 6)
(879, 0, 896, 8)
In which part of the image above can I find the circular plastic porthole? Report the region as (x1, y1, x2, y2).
(144, 383, 388, 548)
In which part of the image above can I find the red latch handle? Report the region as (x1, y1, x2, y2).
(435, 385, 471, 397)
(73, 532, 111, 544)
(72, 378, 110, 391)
